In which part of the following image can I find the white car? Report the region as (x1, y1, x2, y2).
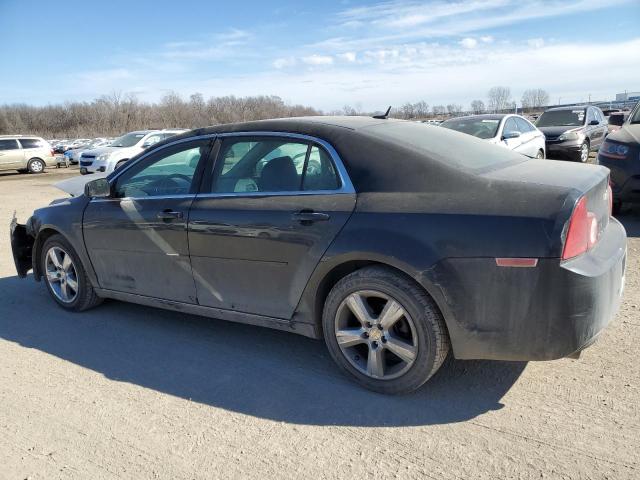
(79, 129, 187, 174)
(440, 114, 546, 159)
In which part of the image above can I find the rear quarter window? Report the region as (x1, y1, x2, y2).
(0, 139, 20, 150)
(18, 138, 45, 149)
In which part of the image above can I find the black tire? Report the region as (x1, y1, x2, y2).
(114, 159, 128, 170)
(27, 158, 45, 174)
(41, 234, 102, 311)
(536, 149, 545, 159)
(322, 266, 450, 394)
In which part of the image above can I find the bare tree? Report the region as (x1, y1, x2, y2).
(521, 88, 550, 112)
(470, 99, 485, 114)
(432, 105, 446, 116)
(0, 93, 321, 138)
(446, 104, 463, 116)
(487, 86, 511, 113)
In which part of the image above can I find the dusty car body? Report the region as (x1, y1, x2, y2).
(10, 116, 626, 393)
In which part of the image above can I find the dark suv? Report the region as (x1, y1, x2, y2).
(536, 106, 608, 162)
(598, 101, 640, 213)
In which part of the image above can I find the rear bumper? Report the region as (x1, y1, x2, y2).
(435, 218, 626, 361)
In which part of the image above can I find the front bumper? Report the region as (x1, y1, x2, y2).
(435, 218, 626, 361)
(546, 139, 583, 161)
(10, 217, 34, 277)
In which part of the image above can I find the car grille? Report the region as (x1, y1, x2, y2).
(80, 160, 93, 167)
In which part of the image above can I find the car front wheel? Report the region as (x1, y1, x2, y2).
(578, 142, 589, 163)
(41, 234, 102, 311)
(322, 266, 450, 394)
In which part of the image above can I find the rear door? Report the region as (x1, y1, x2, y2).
(188, 133, 356, 319)
(514, 117, 539, 157)
(0, 139, 25, 169)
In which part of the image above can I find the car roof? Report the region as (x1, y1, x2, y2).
(147, 115, 529, 194)
(443, 114, 508, 121)
(545, 105, 590, 112)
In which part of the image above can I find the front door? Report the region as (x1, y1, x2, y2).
(83, 139, 212, 303)
(188, 135, 356, 319)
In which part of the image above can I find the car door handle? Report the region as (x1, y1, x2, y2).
(291, 211, 330, 223)
(157, 210, 184, 220)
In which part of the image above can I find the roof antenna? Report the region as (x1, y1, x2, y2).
(373, 106, 392, 119)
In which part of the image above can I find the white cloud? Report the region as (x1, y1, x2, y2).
(273, 57, 296, 69)
(527, 38, 545, 48)
(301, 55, 334, 66)
(480, 35, 494, 43)
(337, 52, 357, 62)
(460, 37, 478, 49)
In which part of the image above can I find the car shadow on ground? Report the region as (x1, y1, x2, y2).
(0, 274, 526, 427)
(616, 207, 640, 238)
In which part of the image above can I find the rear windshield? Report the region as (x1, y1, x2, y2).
(363, 121, 525, 171)
(536, 109, 585, 127)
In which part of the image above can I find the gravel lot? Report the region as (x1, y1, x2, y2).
(1, 166, 639, 479)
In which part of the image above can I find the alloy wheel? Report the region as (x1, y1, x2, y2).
(30, 160, 44, 172)
(334, 290, 418, 380)
(45, 246, 79, 303)
(580, 144, 589, 163)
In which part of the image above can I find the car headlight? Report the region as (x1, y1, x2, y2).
(98, 154, 110, 161)
(558, 131, 583, 142)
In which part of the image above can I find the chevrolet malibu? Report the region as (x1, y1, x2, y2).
(10, 117, 626, 394)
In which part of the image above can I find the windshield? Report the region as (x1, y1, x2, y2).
(536, 109, 585, 127)
(440, 118, 500, 139)
(111, 132, 146, 148)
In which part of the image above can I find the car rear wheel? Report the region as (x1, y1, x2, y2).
(27, 158, 45, 173)
(41, 234, 102, 311)
(114, 159, 128, 170)
(322, 266, 450, 394)
(536, 149, 544, 159)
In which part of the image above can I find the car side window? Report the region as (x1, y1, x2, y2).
(113, 141, 208, 198)
(503, 118, 518, 137)
(587, 108, 596, 124)
(210, 137, 340, 194)
(143, 134, 164, 147)
(514, 117, 533, 133)
(303, 146, 340, 191)
(0, 139, 20, 150)
(19, 139, 45, 149)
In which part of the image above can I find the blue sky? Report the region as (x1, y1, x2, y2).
(1, 0, 639, 110)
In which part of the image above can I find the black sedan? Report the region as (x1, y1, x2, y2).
(536, 105, 608, 162)
(10, 117, 626, 394)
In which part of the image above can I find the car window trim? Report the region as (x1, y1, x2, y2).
(200, 131, 355, 197)
(95, 131, 355, 202)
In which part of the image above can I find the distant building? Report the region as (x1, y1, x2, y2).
(616, 91, 640, 101)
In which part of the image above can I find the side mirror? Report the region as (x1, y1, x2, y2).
(84, 178, 111, 198)
(608, 114, 625, 127)
(589, 119, 600, 125)
(141, 141, 152, 148)
(503, 131, 521, 140)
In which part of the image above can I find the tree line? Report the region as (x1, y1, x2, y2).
(0, 86, 552, 137)
(0, 92, 320, 138)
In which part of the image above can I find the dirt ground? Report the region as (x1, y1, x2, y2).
(0, 165, 638, 480)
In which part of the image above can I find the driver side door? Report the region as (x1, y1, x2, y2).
(83, 138, 213, 302)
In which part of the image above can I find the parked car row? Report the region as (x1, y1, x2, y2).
(64, 138, 112, 164)
(79, 129, 187, 175)
(440, 105, 611, 163)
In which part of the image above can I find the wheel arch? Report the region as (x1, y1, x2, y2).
(296, 254, 453, 345)
(32, 226, 64, 280)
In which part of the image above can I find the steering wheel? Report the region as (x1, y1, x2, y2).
(148, 173, 192, 195)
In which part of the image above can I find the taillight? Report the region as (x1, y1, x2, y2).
(607, 183, 613, 215)
(50, 150, 55, 157)
(562, 196, 599, 260)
